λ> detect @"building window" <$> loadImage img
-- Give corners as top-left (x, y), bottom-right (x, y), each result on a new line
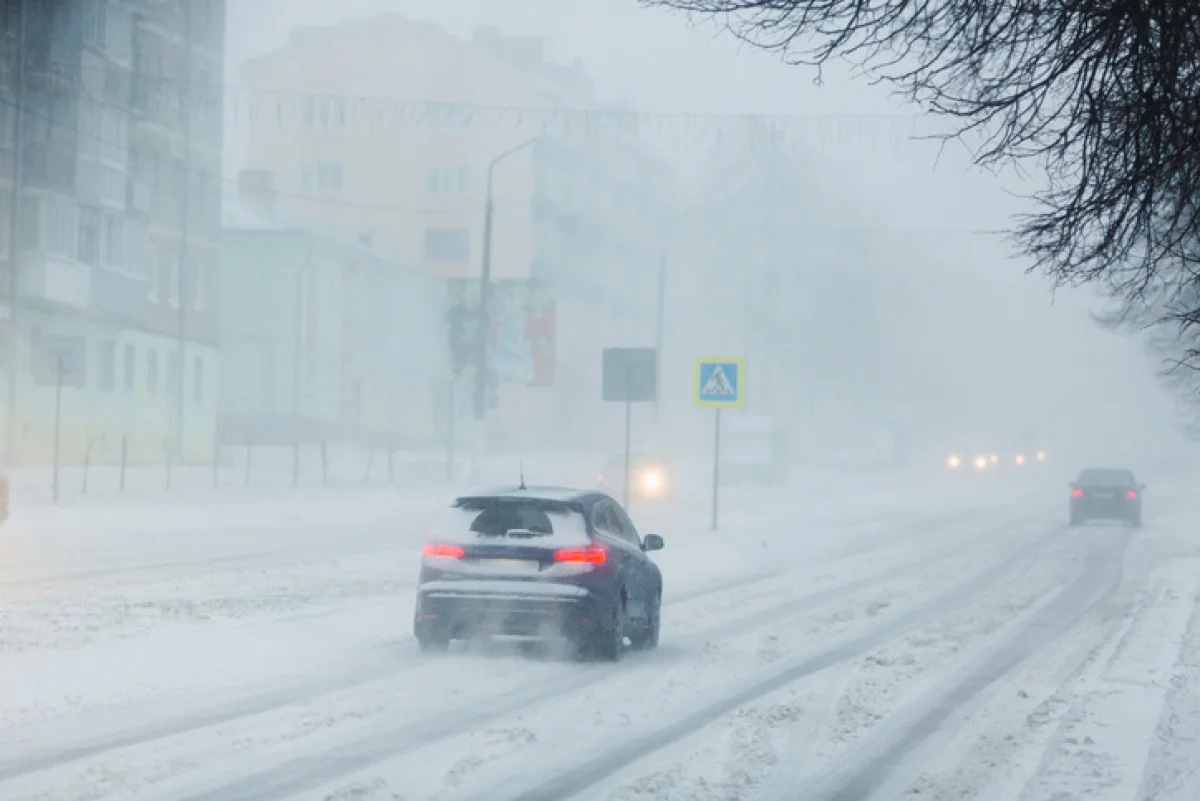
top-left (318, 162), bottom-right (342, 190)
top-left (123, 343), bottom-right (135, 391)
top-left (98, 339), bottom-right (115, 392)
top-left (104, 2), bottom-right (132, 61)
top-left (167, 351), bottom-right (179, 395)
top-left (100, 107), bottom-right (128, 167)
top-left (146, 348), bottom-right (158, 394)
top-left (168, 254), bottom-right (180, 306)
top-left (423, 228), bottom-right (469, 262)
top-left (192, 257), bottom-right (206, 311)
top-left (78, 99), bottom-right (101, 160)
top-left (45, 199), bottom-right (78, 257)
top-left (303, 162), bottom-right (342, 191)
top-left (78, 205), bottom-right (100, 265)
top-left (16, 196), bottom-right (38, 249)
top-left (193, 356), bottom-right (204, 401)
top-left (150, 246), bottom-right (165, 301)
top-left (426, 165), bottom-right (470, 196)
top-left (104, 214), bottom-right (123, 268)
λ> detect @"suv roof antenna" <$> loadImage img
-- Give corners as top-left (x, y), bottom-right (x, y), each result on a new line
top-left (518, 460), bottom-right (526, 490)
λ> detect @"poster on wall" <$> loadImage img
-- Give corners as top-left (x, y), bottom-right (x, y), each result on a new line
top-left (446, 278), bottom-right (556, 386)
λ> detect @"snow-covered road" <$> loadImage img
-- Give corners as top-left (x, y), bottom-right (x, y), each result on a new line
top-left (0, 473), bottom-right (1196, 801)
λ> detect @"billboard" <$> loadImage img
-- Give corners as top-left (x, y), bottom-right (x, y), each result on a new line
top-left (446, 278), bottom-right (555, 386)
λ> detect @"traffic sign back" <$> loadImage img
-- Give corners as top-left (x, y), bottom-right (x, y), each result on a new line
top-left (694, 357), bottom-right (745, 408)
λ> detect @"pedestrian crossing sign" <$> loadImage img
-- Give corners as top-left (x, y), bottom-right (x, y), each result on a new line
top-left (694, 357), bottom-right (745, 409)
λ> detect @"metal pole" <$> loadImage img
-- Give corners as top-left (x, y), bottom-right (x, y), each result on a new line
top-left (712, 408), bottom-right (722, 530)
top-left (293, 252), bottom-right (310, 483)
top-left (473, 137), bottom-right (541, 423)
top-left (623, 396), bottom-right (632, 510)
top-left (472, 193), bottom-right (494, 421)
top-left (446, 378), bottom-right (456, 481)
top-left (119, 434), bottom-right (127, 492)
top-left (5, 0), bottom-right (27, 463)
top-left (175, 0), bottom-right (194, 461)
top-left (653, 249), bottom-right (666, 424)
top-left (52, 355), bottom-right (63, 504)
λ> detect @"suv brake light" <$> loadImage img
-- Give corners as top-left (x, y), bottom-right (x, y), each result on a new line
top-left (1072, 488), bottom-right (1083, 498)
top-left (423, 543), bottom-right (464, 559)
top-left (554, 546), bottom-right (607, 564)
top-left (1126, 490), bottom-right (1138, 499)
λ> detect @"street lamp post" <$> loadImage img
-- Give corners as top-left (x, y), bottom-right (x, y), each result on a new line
top-left (470, 137), bottom-right (541, 480)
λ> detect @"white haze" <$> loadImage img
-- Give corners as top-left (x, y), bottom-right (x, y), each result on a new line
top-left (225, 0), bottom-right (1189, 478)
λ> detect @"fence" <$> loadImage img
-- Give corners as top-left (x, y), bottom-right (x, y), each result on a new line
top-left (11, 441), bottom-right (467, 505)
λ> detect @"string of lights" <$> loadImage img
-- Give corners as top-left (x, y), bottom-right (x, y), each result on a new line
top-left (21, 58), bottom-right (934, 152)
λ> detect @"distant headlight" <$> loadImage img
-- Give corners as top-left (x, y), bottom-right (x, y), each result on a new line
top-left (638, 469), bottom-right (666, 495)
top-left (974, 455), bottom-right (988, 470)
top-left (1036, 452), bottom-right (1046, 462)
top-left (947, 455), bottom-right (961, 469)
top-left (1015, 454), bottom-right (1026, 465)
top-left (989, 454), bottom-right (999, 464)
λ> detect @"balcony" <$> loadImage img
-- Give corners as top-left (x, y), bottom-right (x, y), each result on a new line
top-left (23, 142), bottom-right (76, 192)
top-left (90, 263), bottom-right (147, 319)
top-left (17, 255), bottom-right (90, 310)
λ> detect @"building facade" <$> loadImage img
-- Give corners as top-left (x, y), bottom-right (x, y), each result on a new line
top-left (221, 172), bottom-right (449, 450)
top-left (234, 15), bottom-right (676, 452)
top-left (0, 0), bottom-right (224, 465)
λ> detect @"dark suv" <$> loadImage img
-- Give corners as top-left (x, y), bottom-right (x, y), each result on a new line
top-left (413, 486), bottom-right (665, 661)
top-left (1069, 467), bottom-right (1144, 527)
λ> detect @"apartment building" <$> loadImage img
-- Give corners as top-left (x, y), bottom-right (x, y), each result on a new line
top-left (237, 15), bottom-right (677, 450)
top-left (0, 0), bottom-right (224, 465)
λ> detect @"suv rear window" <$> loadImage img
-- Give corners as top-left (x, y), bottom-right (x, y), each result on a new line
top-left (1078, 468), bottom-right (1135, 486)
top-left (433, 498), bottom-right (591, 546)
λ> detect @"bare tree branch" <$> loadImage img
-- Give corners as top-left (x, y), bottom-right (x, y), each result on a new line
top-left (642, 0), bottom-right (1200, 379)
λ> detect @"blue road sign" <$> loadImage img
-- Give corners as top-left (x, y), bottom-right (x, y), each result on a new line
top-left (694, 356), bottom-right (745, 409)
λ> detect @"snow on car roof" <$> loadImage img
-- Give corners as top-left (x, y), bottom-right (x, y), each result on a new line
top-left (454, 486), bottom-right (597, 505)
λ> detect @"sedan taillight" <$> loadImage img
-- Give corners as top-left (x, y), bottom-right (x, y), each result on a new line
top-left (422, 543), bottom-right (464, 559)
top-left (554, 546), bottom-right (607, 564)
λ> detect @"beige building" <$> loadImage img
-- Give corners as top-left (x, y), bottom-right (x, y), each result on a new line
top-left (236, 17), bottom-right (592, 282)
top-left (236, 16), bottom-right (674, 451)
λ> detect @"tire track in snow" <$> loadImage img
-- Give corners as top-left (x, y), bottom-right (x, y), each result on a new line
top-left (165, 515), bottom-right (1063, 801)
top-left (454, 521), bottom-right (1077, 801)
top-left (0, 503), bottom-right (1030, 788)
top-left (802, 528), bottom-right (1130, 801)
top-left (0, 564), bottom-right (783, 784)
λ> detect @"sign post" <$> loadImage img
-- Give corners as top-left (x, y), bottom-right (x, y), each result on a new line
top-left (52, 354), bottom-right (63, 504)
top-left (36, 336), bottom-right (85, 505)
top-left (694, 356), bottom-right (745, 530)
top-left (602, 347), bottom-right (657, 510)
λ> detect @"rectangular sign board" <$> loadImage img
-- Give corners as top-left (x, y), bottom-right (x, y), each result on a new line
top-left (602, 347), bottom-right (657, 403)
top-left (694, 356), bottom-right (745, 409)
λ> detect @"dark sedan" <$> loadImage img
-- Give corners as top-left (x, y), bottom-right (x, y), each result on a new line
top-left (413, 486), bottom-right (665, 661)
top-left (1069, 467), bottom-right (1144, 527)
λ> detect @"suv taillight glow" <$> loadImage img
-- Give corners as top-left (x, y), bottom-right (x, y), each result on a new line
top-left (1127, 490), bottom-right (1138, 499)
top-left (423, 543), bottom-right (464, 559)
top-left (554, 546), bottom-right (607, 564)
top-left (1072, 488), bottom-right (1083, 498)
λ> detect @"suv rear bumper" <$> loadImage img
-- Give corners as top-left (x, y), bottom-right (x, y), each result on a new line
top-left (415, 583), bottom-right (608, 640)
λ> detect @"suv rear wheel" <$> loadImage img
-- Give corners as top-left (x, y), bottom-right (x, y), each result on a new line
top-left (629, 592), bottom-right (661, 652)
top-left (585, 597), bottom-right (625, 662)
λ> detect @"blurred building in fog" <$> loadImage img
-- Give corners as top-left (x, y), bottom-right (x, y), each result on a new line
top-left (0, 0), bottom-right (224, 466)
top-left (220, 170), bottom-right (448, 451)
top-left (233, 14), bottom-right (675, 452)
